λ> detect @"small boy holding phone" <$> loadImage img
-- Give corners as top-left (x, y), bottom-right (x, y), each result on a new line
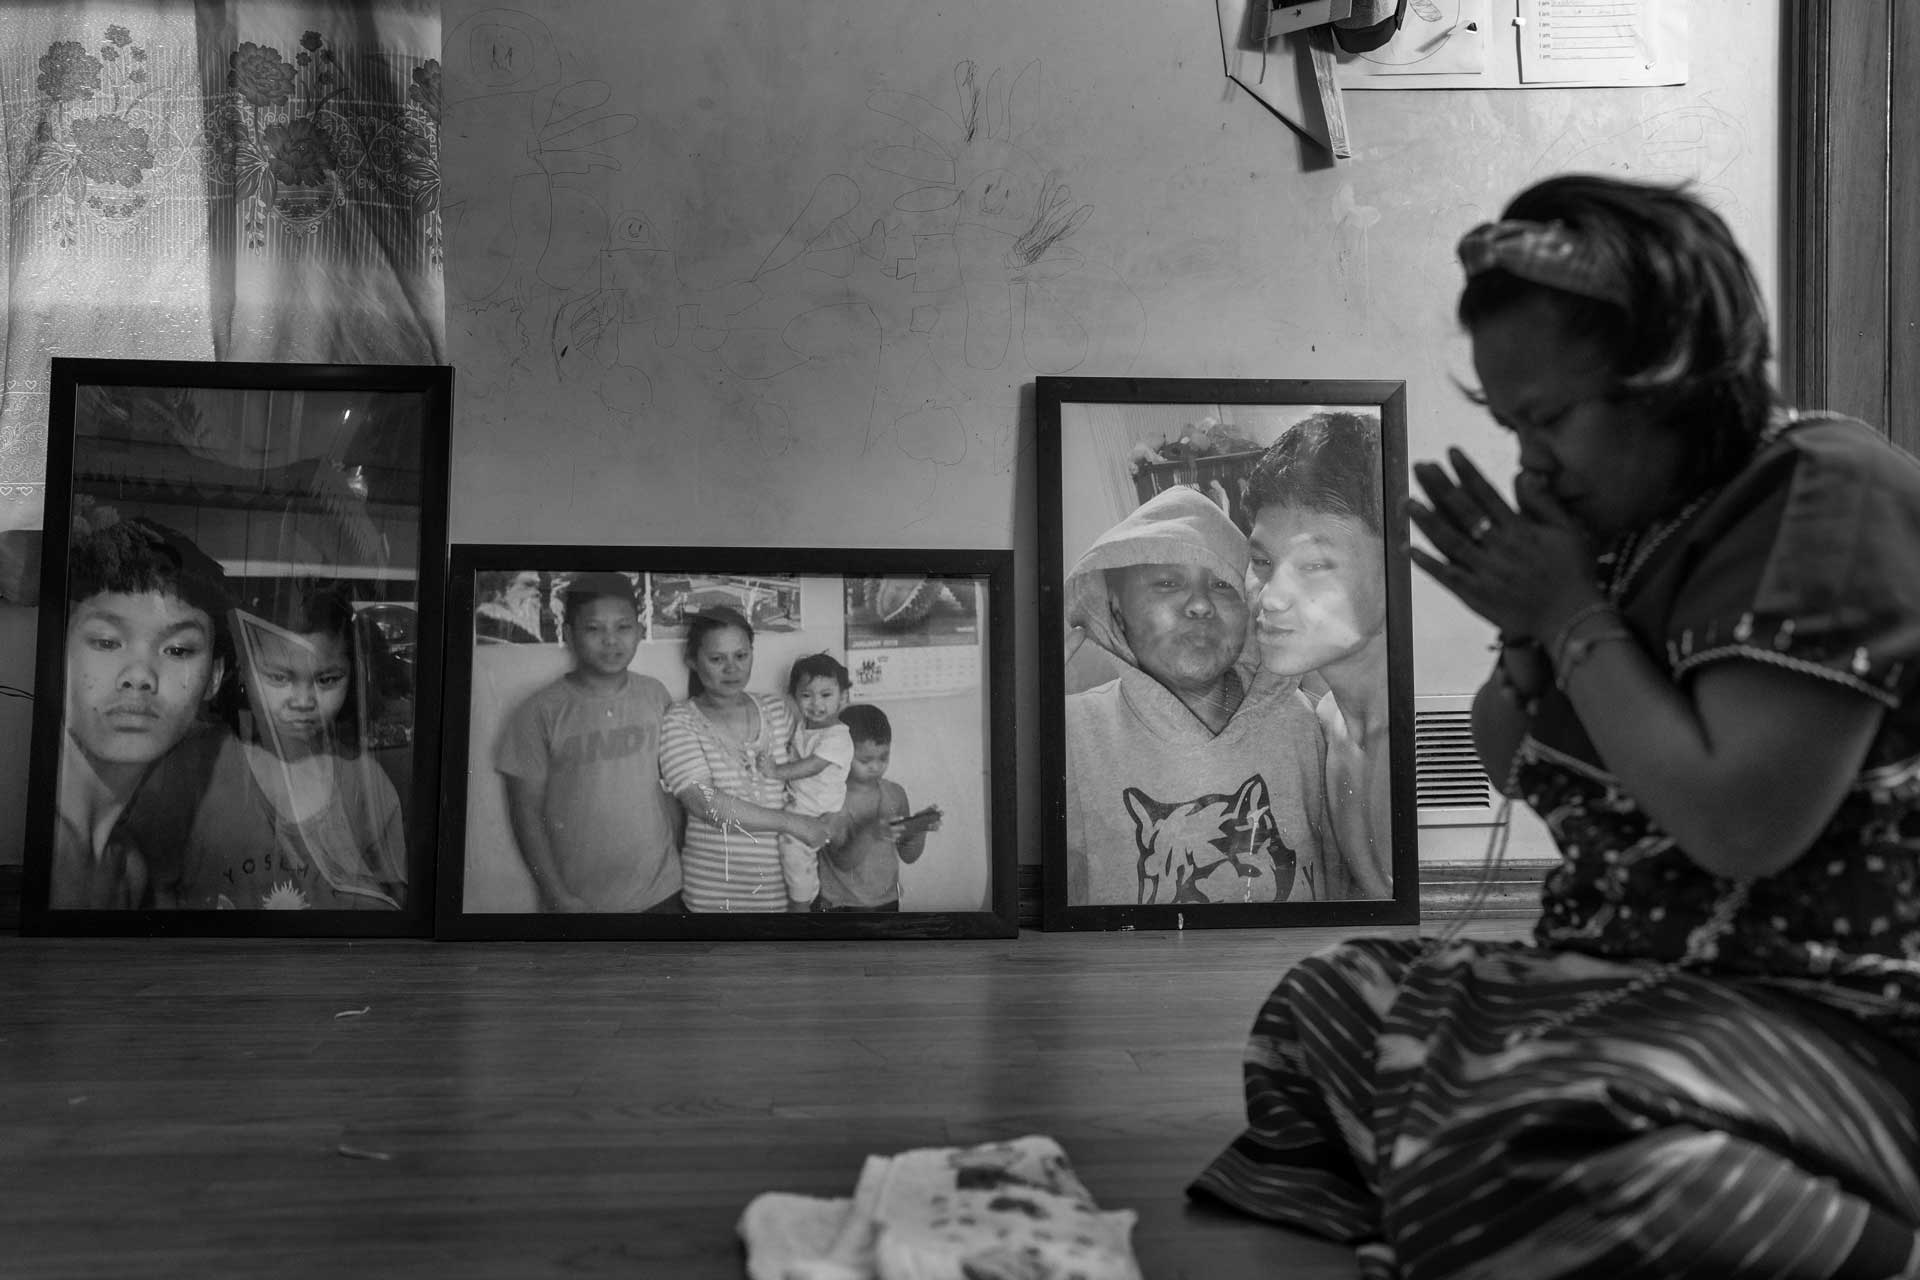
top-left (815, 702), bottom-right (940, 912)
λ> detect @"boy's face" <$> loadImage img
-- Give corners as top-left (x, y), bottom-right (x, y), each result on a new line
top-left (848, 739), bottom-right (891, 785)
top-left (565, 595), bottom-right (640, 677)
top-left (1245, 504), bottom-right (1388, 677)
top-left (65, 590), bottom-right (222, 771)
top-left (244, 627), bottom-right (350, 752)
top-left (795, 674), bottom-right (847, 728)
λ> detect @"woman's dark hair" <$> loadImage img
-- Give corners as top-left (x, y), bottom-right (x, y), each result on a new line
top-left (683, 606), bottom-right (754, 699)
top-left (1457, 173), bottom-right (1775, 493)
top-left (788, 651), bottom-right (851, 698)
top-left (1241, 412), bottom-right (1382, 535)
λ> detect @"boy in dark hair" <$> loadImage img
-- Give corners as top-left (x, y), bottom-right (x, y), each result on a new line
top-left (495, 571), bottom-right (683, 912)
top-left (165, 581), bottom-right (409, 910)
top-left (54, 517), bottom-right (232, 908)
top-left (814, 701), bottom-right (940, 912)
top-left (1242, 412), bottom-right (1392, 898)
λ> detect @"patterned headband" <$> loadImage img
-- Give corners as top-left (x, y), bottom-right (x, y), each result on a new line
top-left (1457, 219), bottom-right (1631, 310)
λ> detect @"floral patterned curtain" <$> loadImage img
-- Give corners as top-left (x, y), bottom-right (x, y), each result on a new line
top-left (0, 0), bottom-right (442, 579)
top-left (197, 1), bottom-right (442, 365)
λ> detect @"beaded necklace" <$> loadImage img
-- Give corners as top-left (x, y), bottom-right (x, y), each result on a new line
top-left (1602, 408), bottom-right (1821, 606)
top-left (1602, 490), bottom-right (1715, 604)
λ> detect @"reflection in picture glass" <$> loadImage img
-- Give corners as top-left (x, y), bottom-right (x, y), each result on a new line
top-left (438, 549), bottom-right (1016, 940)
top-left (1039, 376), bottom-right (1416, 931)
top-left (34, 366), bottom-right (442, 926)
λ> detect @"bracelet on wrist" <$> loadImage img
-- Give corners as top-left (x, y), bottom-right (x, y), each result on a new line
top-left (1554, 625), bottom-right (1636, 690)
top-left (1548, 601), bottom-right (1621, 671)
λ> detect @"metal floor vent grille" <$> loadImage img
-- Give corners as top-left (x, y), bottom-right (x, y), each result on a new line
top-left (1414, 695), bottom-right (1503, 826)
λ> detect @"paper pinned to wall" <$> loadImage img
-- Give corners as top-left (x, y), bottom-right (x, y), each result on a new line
top-left (1337, 0), bottom-right (1491, 79)
top-left (1518, 0), bottom-right (1685, 84)
top-left (1337, 0), bottom-right (1684, 88)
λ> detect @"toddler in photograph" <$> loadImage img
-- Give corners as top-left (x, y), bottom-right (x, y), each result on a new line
top-left (760, 652), bottom-right (857, 910)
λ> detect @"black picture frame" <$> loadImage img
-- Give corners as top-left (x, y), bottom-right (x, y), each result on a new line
top-left (1037, 376), bottom-right (1419, 930)
top-left (436, 544), bottom-right (1018, 940)
top-left (21, 358), bottom-right (452, 937)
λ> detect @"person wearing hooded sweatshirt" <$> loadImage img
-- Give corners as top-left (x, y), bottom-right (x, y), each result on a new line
top-left (1062, 484), bottom-right (1336, 906)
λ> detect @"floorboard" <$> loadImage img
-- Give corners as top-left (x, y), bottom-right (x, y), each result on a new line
top-left (0, 918), bottom-right (1532, 1279)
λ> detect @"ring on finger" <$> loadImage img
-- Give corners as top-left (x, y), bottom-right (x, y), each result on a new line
top-left (1469, 515), bottom-right (1495, 542)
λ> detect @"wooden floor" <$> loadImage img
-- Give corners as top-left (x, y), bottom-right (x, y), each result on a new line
top-left (2, 919), bottom-right (1530, 1279)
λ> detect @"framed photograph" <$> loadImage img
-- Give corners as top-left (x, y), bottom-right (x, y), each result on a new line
top-left (21, 358), bottom-right (452, 936)
top-left (1036, 376), bottom-right (1418, 930)
top-left (436, 544), bottom-right (1017, 940)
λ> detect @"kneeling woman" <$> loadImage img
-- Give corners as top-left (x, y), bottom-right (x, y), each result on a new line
top-left (1193, 174), bottom-right (1920, 1278)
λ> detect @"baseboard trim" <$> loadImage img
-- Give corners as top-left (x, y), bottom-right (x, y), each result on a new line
top-left (0, 861), bottom-right (1553, 935)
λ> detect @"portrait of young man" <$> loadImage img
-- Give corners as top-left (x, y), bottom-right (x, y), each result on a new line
top-left (1056, 403), bottom-right (1398, 910)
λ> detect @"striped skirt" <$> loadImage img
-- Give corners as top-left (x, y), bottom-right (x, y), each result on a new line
top-left (1189, 937), bottom-right (1920, 1280)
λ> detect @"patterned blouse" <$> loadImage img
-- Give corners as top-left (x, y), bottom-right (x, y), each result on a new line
top-left (659, 693), bottom-right (795, 913)
top-left (1514, 412), bottom-right (1920, 1053)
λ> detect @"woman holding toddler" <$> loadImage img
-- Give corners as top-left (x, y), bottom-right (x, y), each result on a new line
top-left (659, 607), bottom-right (837, 912)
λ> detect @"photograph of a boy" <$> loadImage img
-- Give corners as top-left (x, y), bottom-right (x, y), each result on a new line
top-left (757, 652), bottom-right (857, 909)
top-left (1242, 412), bottom-right (1394, 899)
top-left (161, 584), bottom-right (409, 910)
top-left (51, 517), bottom-right (231, 909)
top-left (815, 702), bottom-right (941, 912)
top-left (495, 571), bottom-right (684, 913)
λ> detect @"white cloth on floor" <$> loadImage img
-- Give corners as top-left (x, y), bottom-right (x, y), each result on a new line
top-left (738, 1135), bottom-right (1142, 1280)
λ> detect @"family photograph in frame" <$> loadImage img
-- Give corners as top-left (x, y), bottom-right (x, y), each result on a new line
top-left (1037, 376), bottom-right (1419, 931)
top-left (21, 358), bottom-right (452, 937)
top-left (436, 545), bottom-right (1017, 940)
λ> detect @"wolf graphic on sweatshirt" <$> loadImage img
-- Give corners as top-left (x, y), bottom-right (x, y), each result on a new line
top-left (1062, 485), bottom-right (1336, 907)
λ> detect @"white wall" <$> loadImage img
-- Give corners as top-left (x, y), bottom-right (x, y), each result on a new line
top-left (0, 0), bottom-right (1783, 870)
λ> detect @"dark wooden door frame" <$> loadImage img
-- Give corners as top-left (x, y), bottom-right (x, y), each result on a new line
top-left (1784, 1), bottom-right (1918, 450)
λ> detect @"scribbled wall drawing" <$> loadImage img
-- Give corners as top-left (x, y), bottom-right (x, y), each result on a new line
top-left (869, 61), bottom-right (1097, 374)
top-left (442, 15), bottom-right (1144, 503)
top-left (441, 10), bottom-right (637, 302)
top-left (861, 60), bottom-right (1145, 462)
top-left (1533, 101), bottom-right (1747, 209)
top-left (440, 7), bottom-right (649, 428)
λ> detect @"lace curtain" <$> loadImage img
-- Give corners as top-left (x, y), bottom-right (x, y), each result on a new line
top-left (0, 0), bottom-right (443, 586)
